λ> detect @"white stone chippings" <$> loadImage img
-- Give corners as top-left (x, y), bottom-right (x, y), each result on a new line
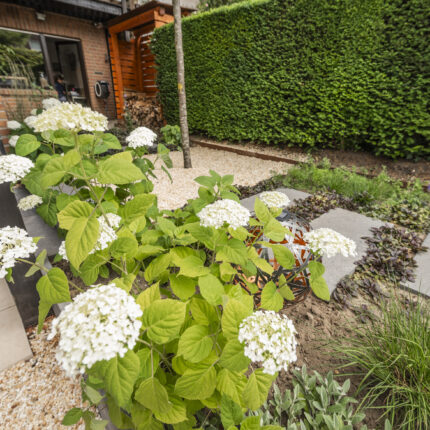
top-left (17, 194), bottom-right (43, 211)
top-left (32, 102), bottom-right (108, 132)
top-left (125, 126), bottom-right (157, 148)
top-left (58, 213), bottom-right (121, 261)
top-left (0, 154), bottom-right (34, 184)
top-left (239, 310), bottom-right (297, 375)
top-left (42, 97), bottom-right (61, 110)
top-left (0, 226), bottom-right (38, 278)
top-left (259, 191), bottom-right (290, 208)
top-left (303, 227), bottom-right (357, 258)
top-left (8, 135), bottom-right (19, 148)
top-left (48, 283), bottom-right (143, 377)
top-left (197, 199), bottom-right (250, 230)
top-left (7, 120), bottom-right (21, 130)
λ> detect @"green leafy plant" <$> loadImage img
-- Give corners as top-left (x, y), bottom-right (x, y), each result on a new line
top-left (152, 0), bottom-right (430, 160)
top-left (161, 124), bottom-right (182, 149)
top-left (252, 366), bottom-right (371, 430)
top-left (340, 295), bottom-right (430, 429)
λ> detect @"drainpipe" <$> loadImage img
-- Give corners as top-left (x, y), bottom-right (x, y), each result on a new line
top-left (121, 0), bottom-right (127, 13)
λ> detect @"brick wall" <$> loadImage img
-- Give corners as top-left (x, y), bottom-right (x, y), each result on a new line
top-left (0, 3), bottom-right (116, 120)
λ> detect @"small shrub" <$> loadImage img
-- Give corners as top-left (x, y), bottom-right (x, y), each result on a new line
top-left (160, 124), bottom-right (182, 149)
top-left (253, 366), bottom-right (369, 429)
top-left (340, 295), bottom-right (430, 429)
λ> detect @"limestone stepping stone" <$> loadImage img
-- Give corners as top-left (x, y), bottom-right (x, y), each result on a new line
top-left (241, 187), bottom-right (310, 211)
top-left (310, 208), bottom-right (387, 294)
top-left (0, 279), bottom-right (32, 371)
top-left (406, 234), bottom-right (430, 297)
top-left (14, 187), bottom-right (61, 256)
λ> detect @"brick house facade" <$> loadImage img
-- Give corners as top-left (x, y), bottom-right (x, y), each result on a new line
top-left (0, 1), bottom-right (119, 148)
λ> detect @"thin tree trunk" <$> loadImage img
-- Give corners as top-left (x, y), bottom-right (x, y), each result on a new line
top-left (172, 0), bottom-right (192, 168)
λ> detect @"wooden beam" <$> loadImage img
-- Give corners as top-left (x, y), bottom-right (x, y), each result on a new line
top-left (109, 32), bottom-right (124, 118)
top-left (109, 9), bottom-right (156, 34)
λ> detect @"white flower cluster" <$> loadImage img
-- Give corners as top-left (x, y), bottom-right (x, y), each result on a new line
top-left (0, 154), bottom-right (34, 184)
top-left (48, 283), bottom-right (143, 376)
top-left (17, 195), bottom-right (43, 211)
top-left (42, 97), bottom-right (61, 110)
top-left (7, 120), bottom-right (21, 130)
top-left (303, 228), bottom-right (357, 258)
top-left (239, 310), bottom-right (297, 375)
top-left (24, 115), bottom-right (37, 129)
top-left (8, 135), bottom-right (19, 148)
top-left (125, 127), bottom-right (157, 149)
top-left (31, 102), bottom-right (108, 133)
top-left (0, 226), bottom-right (38, 278)
top-left (58, 213), bottom-right (121, 261)
top-left (31, 108), bottom-right (38, 115)
top-left (259, 191), bottom-right (290, 209)
top-left (197, 199), bottom-right (250, 230)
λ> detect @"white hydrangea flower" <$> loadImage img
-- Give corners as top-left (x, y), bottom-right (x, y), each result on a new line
top-left (24, 115), bottom-right (37, 128)
top-left (125, 127), bottom-right (157, 149)
top-left (30, 108), bottom-right (37, 115)
top-left (42, 97), bottom-right (61, 110)
top-left (8, 135), bottom-right (19, 148)
top-left (303, 228), bottom-right (357, 258)
top-left (58, 213), bottom-right (121, 261)
top-left (197, 199), bottom-right (250, 230)
top-left (7, 120), bottom-right (21, 130)
top-left (48, 283), bottom-right (143, 376)
top-left (0, 226), bottom-right (38, 278)
top-left (17, 194), bottom-right (43, 211)
top-left (259, 191), bottom-right (290, 209)
top-left (239, 310), bottom-right (297, 375)
top-left (0, 154), bottom-right (34, 184)
top-left (32, 102), bottom-right (108, 133)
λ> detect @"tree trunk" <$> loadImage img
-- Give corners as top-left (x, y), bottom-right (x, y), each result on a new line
top-left (172, 0), bottom-right (192, 168)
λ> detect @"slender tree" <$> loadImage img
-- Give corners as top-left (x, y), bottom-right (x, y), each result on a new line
top-left (172, 0), bottom-right (192, 168)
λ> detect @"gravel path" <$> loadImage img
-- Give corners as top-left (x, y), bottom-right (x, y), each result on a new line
top-left (0, 320), bottom-right (94, 430)
top-left (148, 146), bottom-right (291, 210)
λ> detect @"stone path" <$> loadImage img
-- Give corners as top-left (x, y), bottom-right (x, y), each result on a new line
top-left (406, 234), bottom-right (430, 297)
top-left (310, 208), bottom-right (387, 294)
top-left (0, 279), bottom-right (32, 371)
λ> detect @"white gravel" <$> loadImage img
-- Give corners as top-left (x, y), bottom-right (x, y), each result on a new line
top-left (0, 320), bottom-right (95, 430)
top-left (148, 146), bottom-right (291, 210)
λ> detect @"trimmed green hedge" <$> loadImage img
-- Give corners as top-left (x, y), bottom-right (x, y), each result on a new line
top-left (151, 0), bottom-right (430, 159)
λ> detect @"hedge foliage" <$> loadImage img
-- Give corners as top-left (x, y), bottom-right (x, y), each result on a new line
top-left (151, 0), bottom-right (430, 159)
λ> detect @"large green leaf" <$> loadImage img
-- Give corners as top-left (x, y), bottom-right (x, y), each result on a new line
top-left (41, 156), bottom-right (66, 188)
top-left (222, 299), bottom-right (253, 340)
top-left (97, 158), bottom-right (144, 185)
top-left (177, 255), bottom-right (210, 278)
top-left (154, 396), bottom-right (187, 424)
top-left (242, 369), bottom-right (275, 410)
top-left (102, 133), bottom-right (122, 149)
top-left (178, 325), bottom-right (213, 363)
top-left (270, 245), bottom-right (295, 269)
top-left (62, 149), bottom-right (81, 170)
top-left (309, 276), bottom-right (330, 301)
top-left (219, 339), bottom-right (250, 372)
top-left (221, 395), bottom-right (243, 429)
top-left (131, 403), bottom-right (164, 430)
top-left (144, 253), bottom-right (171, 283)
top-left (260, 281), bottom-right (284, 311)
top-left (308, 260), bottom-right (325, 278)
top-left (135, 377), bottom-right (171, 414)
top-left (189, 298), bottom-right (218, 326)
top-left (36, 267), bottom-right (70, 304)
top-left (123, 194), bottom-right (156, 221)
top-left (65, 216), bottom-right (99, 268)
top-left (169, 275), bottom-right (196, 301)
top-left (142, 299), bottom-right (186, 344)
top-left (175, 365), bottom-right (217, 400)
top-left (36, 199), bottom-right (58, 227)
top-left (198, 274), bottom-right (225, 306)
top-left (216, 368), bottom-right (247, 405)
top-left (216, 239), bottom-right (248, 267)
top-left (15, 134), bottom-right (40, 156)
top-left (136, 283), bottom-right (160, 311)
top-left (254, 198), bottom-right (271, 224)
top-left (58, 200), bottom-right (94, 229)
top-left (98, 350), bottom-right (140, 408)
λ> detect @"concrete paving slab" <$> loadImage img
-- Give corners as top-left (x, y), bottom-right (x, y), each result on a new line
top-left (0, 302), bottom-right (32, 371)
top-left (241, 188), bottom-right (311, 212)
top-left (311, 208), bottom-right (387, 294)
top-left (0, 278), bottom-right (15, 312)
top-left (406, 234), bottom-right (430, 297)
top-left (14, 188), bottom-right (61, 256)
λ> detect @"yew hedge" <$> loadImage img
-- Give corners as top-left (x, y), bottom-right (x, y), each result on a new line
top-left (151, 0), bottom-right (430, 159)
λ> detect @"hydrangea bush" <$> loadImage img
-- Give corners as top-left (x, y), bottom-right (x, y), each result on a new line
top-left (1, 105), bottom-right (357, 429)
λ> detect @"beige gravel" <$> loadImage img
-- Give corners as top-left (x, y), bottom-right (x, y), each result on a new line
top-left (0, 320), bottom-right (94, 430)
top-left (148, 146), bottom-right (291, 210)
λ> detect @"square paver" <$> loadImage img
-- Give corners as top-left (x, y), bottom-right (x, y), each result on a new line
top-left (0, 278), bottom-right (15, 312)
top-left (406, 234), bottom-right (430, 297)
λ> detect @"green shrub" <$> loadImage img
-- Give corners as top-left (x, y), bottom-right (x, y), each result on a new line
top-left (340, 295), bottom-right (430, 429)
top-left (252, 367), bottom-right (374, 429)
top-left (160, 124), bottom-right (182, 149)
top-left (152, 0), bottom-right (430, 159)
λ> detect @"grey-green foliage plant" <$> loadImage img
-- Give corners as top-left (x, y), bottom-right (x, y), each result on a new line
top-left (161, 124), bottom-right (182, 149)
top-left (253, 366), bottom-right (369, 430)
